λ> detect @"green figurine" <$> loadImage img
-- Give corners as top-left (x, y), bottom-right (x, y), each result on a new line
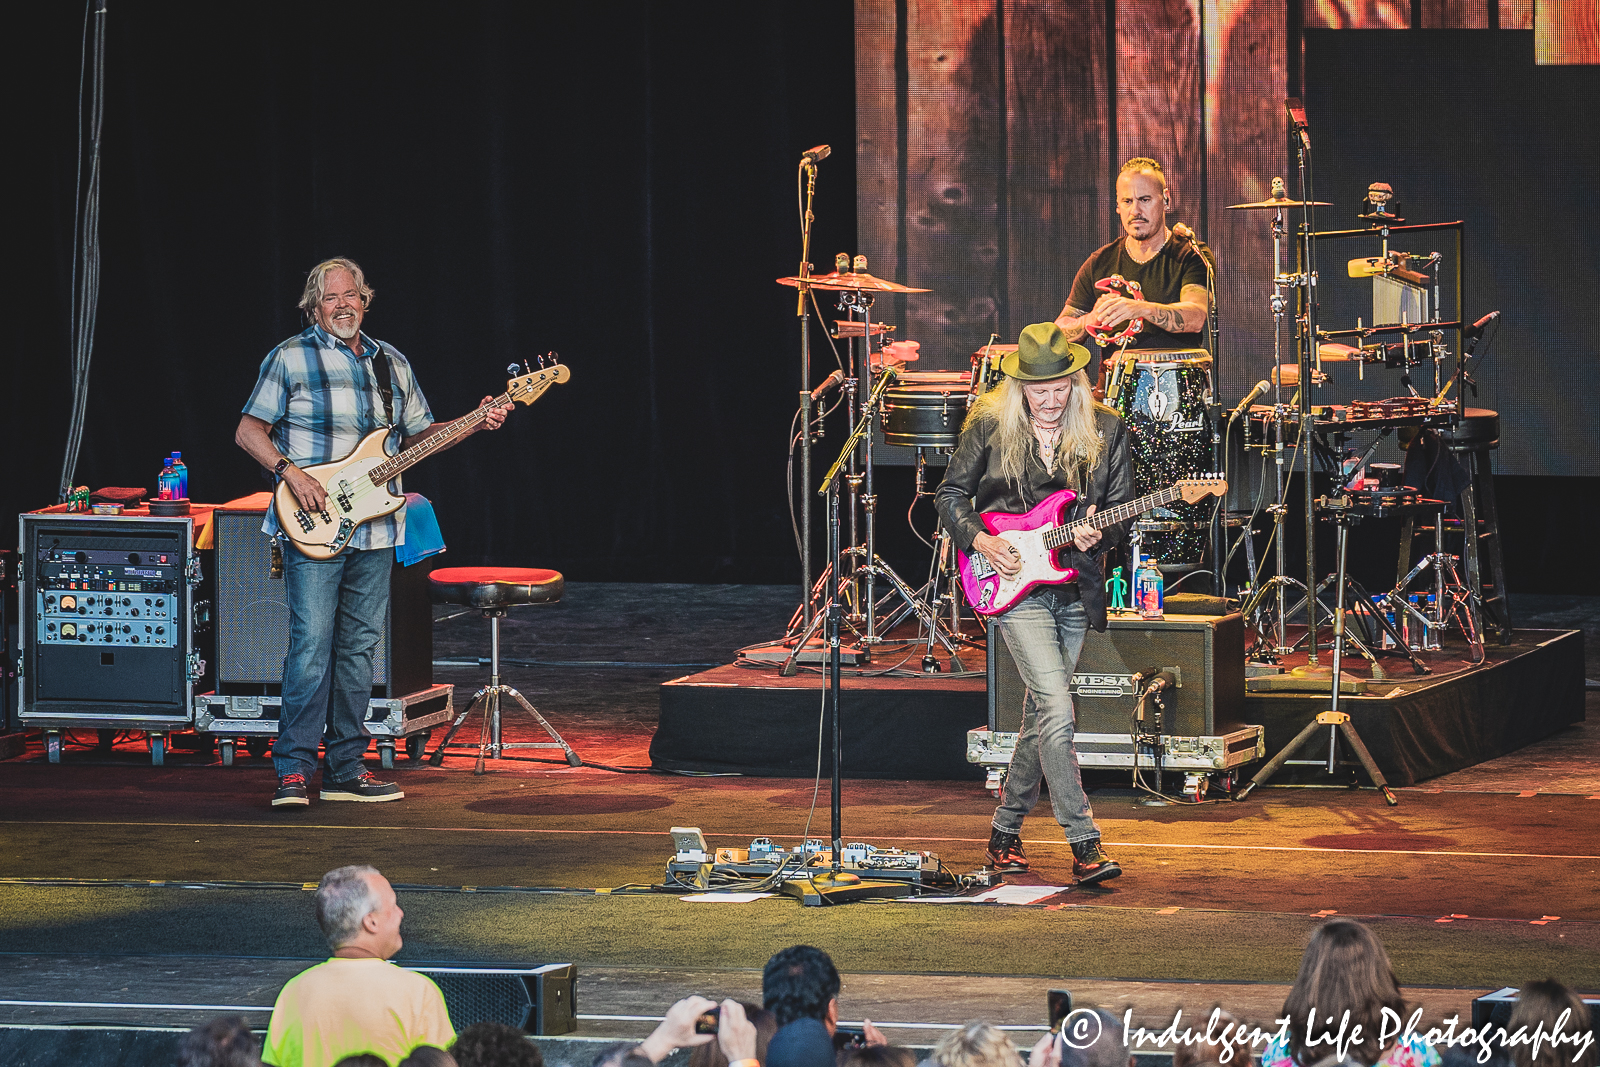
top-left (1106, 565), bottom-right (1128, 611)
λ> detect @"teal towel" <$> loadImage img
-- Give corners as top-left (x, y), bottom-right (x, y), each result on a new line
top-left (397, 493), bottom-right (446, 566)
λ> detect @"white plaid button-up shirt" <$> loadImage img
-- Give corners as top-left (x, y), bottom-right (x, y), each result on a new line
top-left (243, 324), bottom-right (434, 550)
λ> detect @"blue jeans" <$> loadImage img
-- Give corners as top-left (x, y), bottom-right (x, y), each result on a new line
top-left (992, 589), bottom-right (1100, 844)
top-left (273, 545), bottom-right (393, 781)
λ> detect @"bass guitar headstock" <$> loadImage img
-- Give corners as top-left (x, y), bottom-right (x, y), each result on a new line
top-left (1175, 473), bottom-right (1228, 503)
top-left (506, 354), bottom-right (571, 406)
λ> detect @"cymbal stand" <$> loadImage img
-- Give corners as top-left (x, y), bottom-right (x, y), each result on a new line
top-left (1236, 494), bottom-right (1399, 806)
top-left (1241, 199), bottom-right (1300, 657)
top-left (1292, 127), bottom-right (1323, 667)
top-left (873, 447), bottom-right (972, 671)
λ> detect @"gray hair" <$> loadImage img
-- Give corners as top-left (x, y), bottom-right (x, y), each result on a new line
top-left (1060, 1010), bottom-right (1129, 1067)
top-left (298, 257), bottom-right (374, 319)
top-left (931, 1023), bottom-right (1022, 1067)
top-left (316, 864), bottom-right (381, 950)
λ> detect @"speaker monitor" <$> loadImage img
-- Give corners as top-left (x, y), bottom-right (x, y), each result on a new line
top-left (989, 613), bottom-right (1245, 735)
top-left (213, 505), bottom-right (431, 696)
top-left (406, 964), bottom-right (577, 1035)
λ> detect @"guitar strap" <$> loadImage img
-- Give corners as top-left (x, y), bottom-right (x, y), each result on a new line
top-left (370, 345), bottom-right (396, 427)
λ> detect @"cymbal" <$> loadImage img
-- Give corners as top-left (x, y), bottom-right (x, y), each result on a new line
top-left (974, 343), bottom-right (1018, 357)
top-left (1226, 197), bottom-right (1333, 210)
top-left (776, 271), bottom-right (931, 293)
top-left (833, 320), bottom-right (895, 338)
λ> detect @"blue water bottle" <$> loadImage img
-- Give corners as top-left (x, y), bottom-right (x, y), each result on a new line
top-left (1134, 555), bottom-right (1165, 619)
top-left (157, 456), bottom-right (180, 501)
top-left (169, 452), bottom-right (188, 499)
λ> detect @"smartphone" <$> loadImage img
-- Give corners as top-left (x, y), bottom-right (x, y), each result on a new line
top-left (1048, 989), bottom-right (1074, 1033)
top-left (833, 1028), bottom-right (867, 1051)
top-left (694, 1008), bottom-right (720, 1035)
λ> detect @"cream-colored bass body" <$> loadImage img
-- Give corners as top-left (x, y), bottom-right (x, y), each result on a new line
top-left (274, 364), bottom-right (568, 560)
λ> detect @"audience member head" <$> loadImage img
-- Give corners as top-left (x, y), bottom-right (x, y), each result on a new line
top-left (593, 1044), bottom-right (656, 1067)
top-left (1507, 980), bottom-right (1595, 1067)
top-left (400, 1046), bottom-right (459, 1067)
top-left (767, 1018), bottom-right (836, 1067)
top-left (1172, 1010), bottom-right (1239, 1067)
top-left (177, 1015), bottom-right (261, 1067)
top-left (931, 1023), bottom-right (1023, 1067)
top-left (332, 1056), bottom-right (389, 1067)
top-left (1281, 920), bottom-right (1406, 1067)
top-left (316, 864), bottom-right (405, 959)
top-left (1058, 1010), bottom-right (1132, 1067)
top-left (840, 1047), bottom-right (917, 1067)
top-left (452, 1021), bottom-right (544, 1067)
top-left (687, 1002), bottom-right (778, 1067)
top-left (764, 946), bottom-right (842, 1031)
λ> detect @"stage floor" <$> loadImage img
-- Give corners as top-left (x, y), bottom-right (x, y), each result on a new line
top-left (0, 585), bottom-right (1595, 1040)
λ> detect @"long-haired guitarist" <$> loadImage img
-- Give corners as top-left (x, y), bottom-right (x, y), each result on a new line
top-left (934, 322), bottom-right (1134, 884)
top-left (235, 258), bottom-right (513, 809)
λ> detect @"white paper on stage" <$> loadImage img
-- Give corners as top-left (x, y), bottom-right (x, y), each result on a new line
top-left (678, 892), bottom-right (777, 903)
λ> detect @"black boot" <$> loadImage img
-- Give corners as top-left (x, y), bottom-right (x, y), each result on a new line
top-left (1071, 838), bottom-right (1122, 884)
top-left (986, 827), bottom-right (1029, 873)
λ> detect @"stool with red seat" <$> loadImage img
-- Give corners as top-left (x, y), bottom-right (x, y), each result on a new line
top-left (426, 566), bottom-right (581, 772)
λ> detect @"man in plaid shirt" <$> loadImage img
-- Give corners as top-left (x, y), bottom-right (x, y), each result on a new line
top-left (236, 258), bottom-right (512, 808)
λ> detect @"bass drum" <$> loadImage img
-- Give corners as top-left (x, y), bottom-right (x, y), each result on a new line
top-left (881, 371), bottom-right (973, 450)
top-left (1114, 351), bottom-right (1213, 564)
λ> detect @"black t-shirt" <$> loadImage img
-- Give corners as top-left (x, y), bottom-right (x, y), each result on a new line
top-left (1067, 236), bottom-right (1213, 352)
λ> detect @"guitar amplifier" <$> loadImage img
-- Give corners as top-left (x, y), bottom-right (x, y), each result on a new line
top-left (988, 612), bottom-right (1245, 736)
top-left (213, 503), bottom-right (431, 696)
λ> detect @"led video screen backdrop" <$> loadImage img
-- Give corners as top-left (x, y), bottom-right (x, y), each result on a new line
top-left (856, 3), bottom-right (1598, 475)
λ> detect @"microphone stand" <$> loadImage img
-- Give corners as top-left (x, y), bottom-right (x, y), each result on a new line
top-left (780, 369), bottom-right (916, 905)
top-left (796, 160), bottom-right (819, 630)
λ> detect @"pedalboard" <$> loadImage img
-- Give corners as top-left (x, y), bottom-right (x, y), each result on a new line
top-left (668, 835), bottom-right (944, 889)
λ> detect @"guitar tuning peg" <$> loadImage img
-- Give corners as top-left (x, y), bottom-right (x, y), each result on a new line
top-left (506, 363), bottom-right (521, 376)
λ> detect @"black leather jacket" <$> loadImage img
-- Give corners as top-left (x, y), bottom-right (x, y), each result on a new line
top-left (934, 406), bottom-right (1135, 631)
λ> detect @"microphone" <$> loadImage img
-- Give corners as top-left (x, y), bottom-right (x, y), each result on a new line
top-left (1463, 310), bottom-right (1500, 339)
top-left (1285, 98), bottom-right (1310, 149)
top-left (1229, 380), bottom-right (1271, 421)
top-left (1171, 222), bottom-right (1195, 242)
top-left (809, 369), bottom-right (845, 402)
top-left (800, 144), bottom-right (831, 166)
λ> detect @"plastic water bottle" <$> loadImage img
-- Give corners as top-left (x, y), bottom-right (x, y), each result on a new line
top-left (170, 452), bottom-right (188, 499)
top-left (157, 456), bottom-right (180, 500)
top-left (1134, 555), bottom-right (1165, 619)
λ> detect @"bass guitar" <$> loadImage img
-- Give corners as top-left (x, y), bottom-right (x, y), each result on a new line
top-left (955, 475), bottom-right (1226, 616)
top-left (275, 364), bottom-right (569, 560)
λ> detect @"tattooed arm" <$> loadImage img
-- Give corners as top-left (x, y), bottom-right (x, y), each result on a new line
top-left (1053, 301), bottom-right (1094, 342)
top-left (1090, 283), bottom-right (1209, 334)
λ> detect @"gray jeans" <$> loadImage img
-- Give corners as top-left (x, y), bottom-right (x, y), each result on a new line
top-left (991, 589), bottom-right (1100, 844)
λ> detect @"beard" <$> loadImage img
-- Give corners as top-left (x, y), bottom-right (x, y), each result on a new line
top-left (326, 313), bottom-right (360, 340)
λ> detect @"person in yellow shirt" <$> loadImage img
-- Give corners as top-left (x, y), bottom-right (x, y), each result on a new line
top-left (265, 865), bottom-right (454, 1067)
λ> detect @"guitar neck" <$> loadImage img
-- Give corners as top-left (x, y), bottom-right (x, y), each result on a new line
top-left (367, 392), bottom-right (513, 484)
top-left (1041, 486), bottom-right (1182, 551)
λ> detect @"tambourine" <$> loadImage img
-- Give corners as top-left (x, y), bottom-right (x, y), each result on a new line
top-left (1086, 274), bottom-right (1145, 347)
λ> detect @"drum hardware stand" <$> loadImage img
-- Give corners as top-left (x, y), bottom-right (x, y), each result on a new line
top-left (1236, 493), bottom-right (1400, 806)
top-left (782, 371), bottom-right (965, 676)
top-left (873, 447), bottom-right (972, 670)
top-left (1383, 535), bottom-right (1483, 665)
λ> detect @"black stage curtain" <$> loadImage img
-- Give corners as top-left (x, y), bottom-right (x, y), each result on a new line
top-left (7, 1), bottom-right (860, 584)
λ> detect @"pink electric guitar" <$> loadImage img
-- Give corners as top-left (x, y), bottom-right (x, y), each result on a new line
top-left (955, 476), bottom-right (1227, 616)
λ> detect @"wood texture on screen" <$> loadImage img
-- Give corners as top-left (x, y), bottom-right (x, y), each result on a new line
top-left (1203, 0), bottom-right (1286, 390)
top-left (1536, 0), bottom-right (1600, 63)
top-left (1003, 0), bottom-right (1110, 340)
top-left (855, 0), bottom-right (1285, 392)
top-left (1500, 0), bottom-right (1532, 28)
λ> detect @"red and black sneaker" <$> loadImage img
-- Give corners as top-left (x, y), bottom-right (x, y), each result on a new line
top-left (986, 828), bottom-right (1029, 873)
top-left (272, 773), bottom-right (310, 808)
top-left (1071, 838), bottom-right (1122, 885)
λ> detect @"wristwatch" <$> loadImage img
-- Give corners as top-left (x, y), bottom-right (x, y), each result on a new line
top-left (273, 458), bottom-right (290, 478)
